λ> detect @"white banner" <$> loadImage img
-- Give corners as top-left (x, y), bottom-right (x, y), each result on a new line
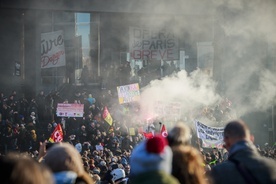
top-left (56, 103), bottom-right (84, 117)
top-left (129, 27), bottom-right (179, 60)
top-left (195, 120), bottom-right (224, 148)
top-left (41, 30), bottom-right (66, 69)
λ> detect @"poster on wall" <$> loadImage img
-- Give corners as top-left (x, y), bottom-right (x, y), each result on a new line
top-left (56, 103), bottom-right (84, 117)
top-left (117, 83), bottom-right (140, 104)
top-left (41, 30), bottom-right (66, 69)
top-left (129, 27), bottom-right (179, 61)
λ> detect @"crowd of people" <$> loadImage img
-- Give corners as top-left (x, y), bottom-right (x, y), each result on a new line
top-left (0, 88), bottom-right (276, 184)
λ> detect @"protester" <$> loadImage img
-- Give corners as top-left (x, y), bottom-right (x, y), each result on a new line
top-left (171, 145), bottom-right (209, 184)
top-left (129, 135), bottom-right (179, 184)
top-left (210, 120), bottom-right (276, 184)
top-left (167, 122), bottom-right (191, 147)
top-left (111, 168), bottom-right (128, 184)
top-left (0, 153), bottom-right (54, 184)
top-left (0, 86), bottom-right (275, 184)
top-left (44, 142), bottom-right (94, 184)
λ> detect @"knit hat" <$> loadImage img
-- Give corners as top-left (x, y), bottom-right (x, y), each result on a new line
top-left (130, 135), bottom-right (172, 175)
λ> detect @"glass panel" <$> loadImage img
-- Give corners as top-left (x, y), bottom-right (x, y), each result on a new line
top-left (76, 13), bottom-right (90, 23)
top-left (54, 12), bottom-right (75, 23)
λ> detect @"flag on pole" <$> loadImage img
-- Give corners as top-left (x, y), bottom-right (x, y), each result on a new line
top-left (143, 132), bottom-right (154, 139)
top-left (49, 124), bottom-right (63, 143)
top-left (160, 124), bottom-right (168, 137)
top-left (102, 106), bottom-right (113, 126)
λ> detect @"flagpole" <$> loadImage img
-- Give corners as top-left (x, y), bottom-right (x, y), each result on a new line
top-left (159, 122), bottom-right (162, 132)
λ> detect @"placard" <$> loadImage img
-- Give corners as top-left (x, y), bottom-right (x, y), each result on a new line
top-left (56, 103), bottom-right (84, 117)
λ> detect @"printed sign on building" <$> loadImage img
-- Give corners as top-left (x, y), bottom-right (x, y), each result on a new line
top-left (195, 121), bottom-right (224, 148)
top-left (41, 30), bottom-right (66, 69)
top-left (56, 103), bottom-right (84, 117)
top-left (129, 27), bottom-right (179, 60)
top-left (117, 83), bottom-right (140, 104)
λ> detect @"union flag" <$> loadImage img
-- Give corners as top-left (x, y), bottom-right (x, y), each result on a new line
top-left (49, 124), bottom-right (63, 143)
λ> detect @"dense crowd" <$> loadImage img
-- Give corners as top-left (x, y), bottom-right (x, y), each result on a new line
top-left (0, 89), bottom-right (275, 184)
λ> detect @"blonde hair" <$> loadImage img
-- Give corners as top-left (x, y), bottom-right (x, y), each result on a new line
top-left (171, 145), bottom-right (208, 184)
top-left (167, 122), bottom-right (191, 146)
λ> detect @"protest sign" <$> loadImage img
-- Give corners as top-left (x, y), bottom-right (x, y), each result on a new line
top-left (153, 101), bottom-right (181, 120)
top-left (56, 103), bottom-right (84, 117)
top-left (195, 120), bottom-right (224, 148)
top-left (117, 83), bottom-right (140, 104)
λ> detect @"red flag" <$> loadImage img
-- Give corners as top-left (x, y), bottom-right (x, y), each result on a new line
top-left (143, 132), bottom-right (154, 139)
top-left (160, 124), bottom-right (168, 137)
top-left (102, 106), bottom-right (113, 126)
top-left (49, 124), bottom-right (63, 143)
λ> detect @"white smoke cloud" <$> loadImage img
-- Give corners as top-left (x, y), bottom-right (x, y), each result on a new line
top-left (128, 0), bottom-right (276, 126)
top-left (214, 0), bottom-right (276, 117)
top-left (138, 69), bottom-right (222, 124)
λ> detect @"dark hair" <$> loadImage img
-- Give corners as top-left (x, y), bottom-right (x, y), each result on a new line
top-left (224, 120), bottom-right (250, 139)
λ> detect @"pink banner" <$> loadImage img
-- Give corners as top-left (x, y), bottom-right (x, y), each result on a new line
top-left (56, 103), bottom-right (84, 117)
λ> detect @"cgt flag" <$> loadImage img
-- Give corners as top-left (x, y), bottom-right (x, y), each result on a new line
top-left (160, 124), bottom-right (168, 137)
top-left (49, 124), bottom-right (63, 143)
top-left (102, 106), bottom-right (113, 126)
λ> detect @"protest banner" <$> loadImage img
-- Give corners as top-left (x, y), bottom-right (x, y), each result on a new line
top-left (41, 30), bottom-right (66, 69)
top-left (153, 101), bottom-right (181, 120)
top-left (129, 27), bottom-right (179, 60)
top-left (195, 120), bottom-right (224, 148)
top-left (129, 128), bottom-right (136, 136)
top-left (117, 83), bottom-right (140, 104)
top-left (56, 103), bottom-right (84, 117)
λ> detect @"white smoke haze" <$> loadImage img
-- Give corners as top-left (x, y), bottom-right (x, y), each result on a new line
top-left (251, 70), bottom-right (276, 111)
top-left (138, 69), bottom-right (222, 125)
top-left (213, 0), bottom-right (276, 117)
top-left (123, 0), bottom-right (276, 128)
